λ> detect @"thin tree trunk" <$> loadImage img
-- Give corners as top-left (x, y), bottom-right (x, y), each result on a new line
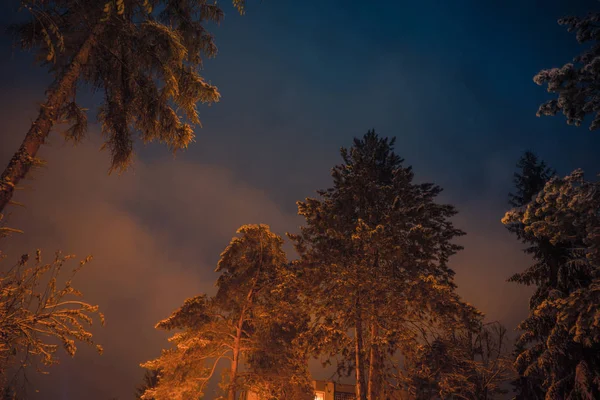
top-left (229, 311), bottom-right (244, 400)
top-left (367, 253), bottom-right (379, 400)
top-left (367, 320), bottom-right (378, 400)
top-left (355, 312), bottom-right (367, 400)
top-left (0, 23), bottom-right (104, 215)
top-left (228, 287), bottom-right (255, 400)
top-left (229, 235), bottom-right (263, 400)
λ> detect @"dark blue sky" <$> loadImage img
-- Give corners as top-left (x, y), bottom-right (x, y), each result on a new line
top-left (186, 0), bottom-right (600, 210)
top-left (1, 0), bottom-right (600, 398)
top-left (2, 0), bottom-right (600, 200)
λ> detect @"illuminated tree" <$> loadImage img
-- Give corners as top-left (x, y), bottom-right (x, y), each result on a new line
top-left (0, 0), bottom-right (246, 215)
top-left (503, 169), bottom-right (600, 398)
top-left (290, 131), bottom-right (480, 400)
top-left (534, 7), bottom-right (600, 130)
top-left (0, 250), bottom-right (104, 395)
top-left (141, 225), bottom-right (312, 400)
top-left (504, 152), bottom-right (555, 399)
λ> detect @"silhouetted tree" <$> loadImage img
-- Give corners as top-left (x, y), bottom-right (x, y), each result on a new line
top-left (508, 151), bottom-right (555, 209)
top-left (504, 152), bottom-right (556, 399)
top-left (290, 130), bottom-right (480, 400)
top-left (534, 7), bottom-right (600, 130)
top-left (408, 321), bottom-right (514, 400)
top-left (0, 0), bottom-right (246, 215)
top-left (141, 225), bottom-right (313, 400)
top-left (135, 369), bottom-right (159, 400)
top-left (468, 323), bottom-right (515, 400)
top-left (504, 152), bottom-right (557, 399)
top-left (503, 168), bottom-right (600, 398)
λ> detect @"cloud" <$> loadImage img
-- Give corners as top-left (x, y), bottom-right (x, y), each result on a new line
top-left (0, 55), bottom-right (539, 397)
top-left (1, 126), bottom-right (297, 399)
top-left (0, 124), bottom-right (535, 398)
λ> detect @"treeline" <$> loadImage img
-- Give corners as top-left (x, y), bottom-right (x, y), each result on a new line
top-left (133, 132), bottom-right (600, 400)
top-left (0, 0), bottom-right (599, 399)
top-left (135, 131), bottom-right (600, 400)
top-left (135, 131), bottom-right (515, 400)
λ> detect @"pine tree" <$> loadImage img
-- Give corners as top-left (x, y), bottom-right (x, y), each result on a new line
top-left (0, 0), bottom-right (246, 215)
top-left (290, 130), bottom-right (481, 400)
top-left (141, 225), bottom-right (313, 400)
top-left (533, 6), bottom-right (600, 130)
top-left (503, 166), bottom-right (600, 398)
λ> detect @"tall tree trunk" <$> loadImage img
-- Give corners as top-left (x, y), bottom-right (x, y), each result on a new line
top-left (229, 287), bottom-right (255, 400)
top-left (367, 253), bottom-right (379, 400)
top-left (0, 23), bottom-right (104, 215)
top-left (367, 320), bottom-right (378, 400)
top-left (229, 311), bottom-right (244, 400)
top-left (355, 312), bottom-right (367, 400)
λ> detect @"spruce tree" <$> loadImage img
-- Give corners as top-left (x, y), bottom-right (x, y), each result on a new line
top-left (504, 158), bottom-right (600, 398)
top-left (505, 151), bottom-right (555, 400)
top-left (508, 151), bottom-right (555, 209)
top-left (290, 130), bottom-right (480, 400)
top-left (507, 152), bottom-right (562, 312)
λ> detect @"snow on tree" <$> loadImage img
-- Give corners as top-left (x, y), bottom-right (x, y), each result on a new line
top-left (503, 168), bottom-right (600, 399)
top-left (290, 130), bottom-right (482, 400)
top-left (135, 369), bottom-right (160, 400)
top-left (407, 321), bottom-right (515, 400)
top-left (534, 7), bottom-right (600, 130)
top-left (504, 152), bottom-right (558, 399)
top-left (140, 224), bottom-right (313, 400)
top-left (0, 250), bottom-right (104, 396)
top-left (0, 0), bottom-right (246, 215)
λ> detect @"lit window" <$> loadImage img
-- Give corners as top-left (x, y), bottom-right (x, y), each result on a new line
top-left (315, 392), bottom-right (325, 400)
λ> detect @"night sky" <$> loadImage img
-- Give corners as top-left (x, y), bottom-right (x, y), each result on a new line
top-left (1, 0), bottom-right (600, 398)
